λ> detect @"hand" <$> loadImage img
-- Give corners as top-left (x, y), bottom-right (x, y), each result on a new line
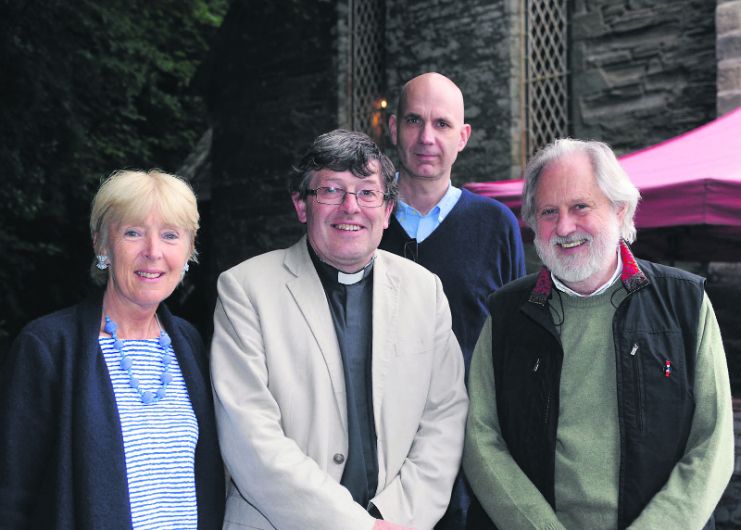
top-left (372, 521), bottom-right (416, 530)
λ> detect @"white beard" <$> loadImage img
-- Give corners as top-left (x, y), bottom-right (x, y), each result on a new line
top-left (535, 221), bottom-right (620, 284)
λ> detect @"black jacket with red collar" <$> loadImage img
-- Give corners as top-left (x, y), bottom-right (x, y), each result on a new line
top-left (467, 242), bottom-right (711, 530)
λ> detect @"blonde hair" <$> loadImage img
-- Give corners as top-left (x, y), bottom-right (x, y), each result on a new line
top-left (90, 169), bottom-right (200, 285)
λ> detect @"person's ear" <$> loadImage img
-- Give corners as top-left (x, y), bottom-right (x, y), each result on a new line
top-left (382, 200), bottom-right (394, 229)
top-left (458, 123), bottom-right (472, 152)
top-left (292, 192), bottom-right (308, 224)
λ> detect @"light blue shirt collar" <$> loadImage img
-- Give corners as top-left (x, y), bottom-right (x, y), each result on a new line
top-left (394, 181), bottom-right (461, 242)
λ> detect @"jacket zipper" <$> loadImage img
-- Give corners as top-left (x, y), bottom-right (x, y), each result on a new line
top-left (533, 357), bottom-right (551, 426)
top-left (629, 343), bottom-right (644, 433)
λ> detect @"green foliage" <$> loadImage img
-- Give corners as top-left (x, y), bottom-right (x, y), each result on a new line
top-left (0, 0), bottom-right (229, 350)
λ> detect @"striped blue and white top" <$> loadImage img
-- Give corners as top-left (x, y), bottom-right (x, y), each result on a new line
top-left (99, 337), bottom-right (199, 530)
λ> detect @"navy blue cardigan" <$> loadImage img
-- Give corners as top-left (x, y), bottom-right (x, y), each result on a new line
top-left (0, 291), bottom-right (225, 529)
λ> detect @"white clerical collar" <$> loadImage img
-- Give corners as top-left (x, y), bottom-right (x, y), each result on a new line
top-left (337, 257), bottom-right (375, 285)
top-left (307, 239), bottom-right (375, 286)
top-left (552, 250), bottom-right (623, 298)
top-left (338, 269), bottom-right (364, 285)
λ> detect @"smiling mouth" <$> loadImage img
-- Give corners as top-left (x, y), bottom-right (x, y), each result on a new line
top-left (136, 271), bottom-right (164, 279)
top-left (334, 223), bottom-right (361, 232)
top-left (558, 239), bottom-right (588, 249)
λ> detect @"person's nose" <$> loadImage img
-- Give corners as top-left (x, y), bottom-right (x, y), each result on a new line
top-left (340, 190), bottom-right (362, 213)
top-left (143, 233), bottom-right (163, 259)
top-left (555, 212), bottom-right (576, 237)
top-left (419, 122), bottom-right (435, 145)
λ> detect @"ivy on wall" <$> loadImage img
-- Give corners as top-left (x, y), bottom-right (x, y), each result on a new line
top-left (0, 0), bottom-right (229, 349)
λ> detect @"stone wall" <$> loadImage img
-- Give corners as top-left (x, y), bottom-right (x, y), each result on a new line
top-left (570, 0), bottom-right (717, 154)
top-left (718, 0), bottom-right (741, 115)
top-left (384, 0), bottom-right (524, 183)
top-left (201, 0), bottom-right (721, 269)
top-left (201, 0), bottom-right (722, 270)
top-left (383, 0), bottom-right (718, 178)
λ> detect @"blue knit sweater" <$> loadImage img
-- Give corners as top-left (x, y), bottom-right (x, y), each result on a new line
top-left (380, 188), bottom-right (526, 379)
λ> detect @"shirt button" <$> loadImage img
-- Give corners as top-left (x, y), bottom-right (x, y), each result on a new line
top-left (333, 453), bottom-right (345, 464)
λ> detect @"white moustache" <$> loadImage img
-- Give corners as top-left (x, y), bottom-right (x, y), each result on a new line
top-left (551, 233), bottom-right (593, 246)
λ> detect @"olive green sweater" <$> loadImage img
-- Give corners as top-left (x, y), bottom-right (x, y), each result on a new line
top-left (464, 283), bottom-right (733, 530)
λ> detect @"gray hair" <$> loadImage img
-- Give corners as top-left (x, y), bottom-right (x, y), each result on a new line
top-left (521, 138), bottom-right (641, 243)
top-left (290, 129), bottom-right (398, 203)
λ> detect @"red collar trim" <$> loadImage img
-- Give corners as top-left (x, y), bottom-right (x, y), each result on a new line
top-left (619, 240), bottom-right (648, 292)
top-left (528, 240), bottom-right (648, 305)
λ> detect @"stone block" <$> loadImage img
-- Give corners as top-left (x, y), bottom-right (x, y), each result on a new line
top-left (626, 0), bottom-right (662, 8)
top-left (604, 64), bottom-right (651, 88)
top-left (631, 43), bottom-right (662, 60)
top-left (571, 10), bottom-right (607, 39)
top-left (607, 83), bottom-right (644, 98)
top-left (718, 59), bottom-right (741, 91)
top-left (610, 8), bottom-right (666, 34)
top-left (718, 90), bottom-right (741, 115)
top-left (601, 4), bottom-right (626, 19)
top-left (717, 1), bottom-right (741, 35)
top-left (573, 69), bottom-right (610, 95)
top-left (718, 33), bottom-right (741, 62)
top-left (588, 50), bottom-right (635, 68)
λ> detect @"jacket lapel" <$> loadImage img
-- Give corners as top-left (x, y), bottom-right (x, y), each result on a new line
top-left (75, 291), bottom-right (133, 528)
top-left (370, 252), bottom-right (399, 427)
top-left (159, 304), bottom-right (208, 430)
top-left (284, 238), bottom-right (348, 429)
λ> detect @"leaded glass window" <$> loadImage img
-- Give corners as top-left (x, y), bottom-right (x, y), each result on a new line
top-left (349, 0), bottom-right (386, 143)
top-left (526, 0), bottom-right (569, 156)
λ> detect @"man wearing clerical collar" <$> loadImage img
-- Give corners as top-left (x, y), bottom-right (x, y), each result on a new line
top-left (211, 129), bottom-right (468, 530)
top-left (464, 138), bottom-right (733, 530)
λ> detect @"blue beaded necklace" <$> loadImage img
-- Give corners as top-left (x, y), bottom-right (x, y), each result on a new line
top-left (104, 315), bottom-right (174, 404)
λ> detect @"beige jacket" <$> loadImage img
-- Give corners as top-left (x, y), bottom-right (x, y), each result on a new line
top-left (211, 237), bottom-right (468, 530)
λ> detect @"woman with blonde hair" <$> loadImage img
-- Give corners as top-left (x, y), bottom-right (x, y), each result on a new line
top-left (0, 170), bottom-right (224, 529)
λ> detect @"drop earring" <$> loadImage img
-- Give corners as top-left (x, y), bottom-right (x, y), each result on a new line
top-left (96, 255), bottom-right (109, 270)
top-left (183, 262), bottom-right (190, 273)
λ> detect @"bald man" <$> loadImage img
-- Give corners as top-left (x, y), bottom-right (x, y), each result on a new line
top-left (380, 73), bottom-right (526, 529)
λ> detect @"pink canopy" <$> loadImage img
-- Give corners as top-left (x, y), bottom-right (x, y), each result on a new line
top-left (466, 106), bottom-right (741, 261)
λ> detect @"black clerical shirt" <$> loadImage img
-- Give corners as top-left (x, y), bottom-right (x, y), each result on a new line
top-left (308, 244), bottom-right (379, 508)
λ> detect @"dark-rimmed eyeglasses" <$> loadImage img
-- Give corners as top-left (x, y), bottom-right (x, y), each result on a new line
top-left (306, 186), bottom-right (388, 208)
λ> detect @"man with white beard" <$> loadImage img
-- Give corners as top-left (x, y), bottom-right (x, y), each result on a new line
top-left (462, 139), bottom-right (733, 530)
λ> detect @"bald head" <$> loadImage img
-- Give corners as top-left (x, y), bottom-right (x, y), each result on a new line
top-left (397, 72), bottom-right (466, 122)
top-left (390, 72), bottom-right (471, 185)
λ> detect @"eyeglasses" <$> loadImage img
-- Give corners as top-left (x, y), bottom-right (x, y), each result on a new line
top-left (307, 186), bottom-right (388, 208)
